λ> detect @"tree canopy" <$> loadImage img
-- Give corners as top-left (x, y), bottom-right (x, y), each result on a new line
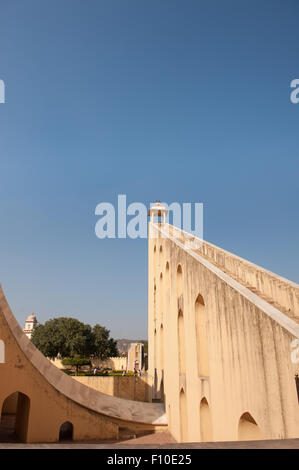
top-left (31, 317), bottom-right (118, 360)
top-left (61, 356), bottom-right (91, 375)
top-left (93, 324), bottom-right (118, 359)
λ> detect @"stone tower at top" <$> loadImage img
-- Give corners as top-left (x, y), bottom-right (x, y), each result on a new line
top-left (23, 314), bottom-right (38, 339)
top-left (148, 201), bottom-right (168, 224)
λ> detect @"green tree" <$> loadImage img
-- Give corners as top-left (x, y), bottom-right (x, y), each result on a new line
top-left (92, 324), bottom-right (118, 360)
top-left (61, 356), bottom-right (91, 376)
top-left (31, 317), bottom-right (95, 358)
top-left (31, 317), bottom-right (119, 362)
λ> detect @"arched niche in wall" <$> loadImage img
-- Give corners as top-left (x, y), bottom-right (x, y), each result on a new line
top-left (165, 262), bottom-right (170, 312)
top-left (0, 392), bottom-right (30, 443)
top-left (195, 294), bottom-right (209, 377)
top-left (177, 265), bottom-right (183, 298)
top-left (179, 388), bottom-right (188, 442)
top-left (200, 397), bottom-right (212, 442)
top-left (153, 279), bottom-right (156, 322)
top-left (238, 412), bottom-right (263, 441)
top-left (59, 421), bottom-right (73, 441)
top-left (159, 245), bottom-right (163, 267)
top-left (178, 309), bottom-right (186, 375)
top-left (154, 328), bottom-right (157, 370)
top-left (159, 273), bottom-right (163, 315)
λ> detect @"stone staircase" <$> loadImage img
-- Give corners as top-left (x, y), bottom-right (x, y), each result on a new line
top-left (197, 250), bottom-right (299, 324)
top-left (165, 224), bottom-right (299, 324)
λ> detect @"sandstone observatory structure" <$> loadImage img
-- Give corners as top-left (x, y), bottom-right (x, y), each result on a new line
top-left (1, 203), bottom-right (298, 445)
top-left (0, 286), bottom-right (166, 443)
top-left (148, 206), bottom-right (299, 443)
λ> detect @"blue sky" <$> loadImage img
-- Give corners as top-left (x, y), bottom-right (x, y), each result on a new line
top-left (0, 0), bottom-right (298, 339)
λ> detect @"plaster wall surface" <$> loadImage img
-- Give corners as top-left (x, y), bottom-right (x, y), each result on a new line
top-left (148, 223), bottom-right (299, 443)
top-left (74, 376), bottom-right (150, 402)
top-left (92, 357), bottom-right (128, 370)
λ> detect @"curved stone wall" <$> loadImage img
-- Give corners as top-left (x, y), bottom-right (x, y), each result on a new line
top-left (0, 286), bottom-right (166, 443)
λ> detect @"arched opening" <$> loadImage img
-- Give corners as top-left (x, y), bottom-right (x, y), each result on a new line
top-left (0, 392), bottom-right (30, 443)
top-left (179, 388), bottom-right (188, 442)
top-left (160, 377), bottom-right (164, 403)
top-left (153, 368), bottom-right (158, 399)
top-left (159, 245), bottom-right (163, 267)
top-left (153, 280), bottom-right (156, 322)
top-left (295, 374), bottom-right (299, 402)
top-left (59, 421), bottom-right (73, 441)
top-left (165, 262), bottom-right (170, 314)
top-left (200, 397), bottom-right (212, 442)
top-left (0, 339), bottom-right (4, 363)
top-left (238, 412), bottom-right (262, 441)
top-left (160, 324), bottom-right (164, 370)
top-left (153, 245), bottom-right (156, 268)
top-left (177, 265), bottom-right (183, 298)
top-left (178, 309), bottom-right (186, 374)
top-left (195, 294), bottom-right (209, 377)
top-left (154, 328), bottom-right (157, 370)
top-left (159, 273), bottom-right (163, 315)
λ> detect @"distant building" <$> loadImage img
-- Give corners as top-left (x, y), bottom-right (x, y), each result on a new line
top-left (23, 314), bottom-right (38, 339)
top-left (127, 343), bottom-right (144, 371)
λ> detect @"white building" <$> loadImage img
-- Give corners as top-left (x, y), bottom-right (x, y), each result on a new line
top-left (23, 314), bottom-right (38, 339)
top-left (127, 343), bottom-right (144, 371)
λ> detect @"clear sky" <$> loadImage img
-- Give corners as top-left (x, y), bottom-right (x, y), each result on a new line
top-left (0, 0), bottom-right (298, 339)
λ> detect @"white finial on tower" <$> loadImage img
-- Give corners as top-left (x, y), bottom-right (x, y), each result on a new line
top-left (148, 201), bottom-right (168, 224)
